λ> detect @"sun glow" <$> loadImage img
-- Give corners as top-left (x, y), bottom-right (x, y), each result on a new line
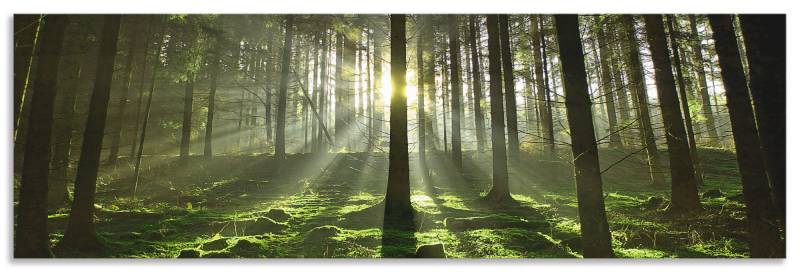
top-left (378, 69), bottom-right (417, 106)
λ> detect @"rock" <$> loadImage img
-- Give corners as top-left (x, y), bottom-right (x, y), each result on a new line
top-left (444, 215), bottom-right (548, 232)
top-left (645, 196), bottom-right (664, 207)
top-left (305, 225), bottom-right (341, 241)
top-left (201, 251), bottom-right (234, 258)
top-left (415, 244), bottom-right (446, 258)
top-left (229, 239), bottom-right (263, 257)
top-left (201, 238), bottom-right (230, 251)
top-left (726, 193), bottom-right (745, 202)
top-left (238, 217), bottom-right (287, 235)
top-left (702, 189), bottom-right (724, 199)
top-left (265, 209), bottom-right (291, 222)
top-left (177, 248), bottom-right (201, 258)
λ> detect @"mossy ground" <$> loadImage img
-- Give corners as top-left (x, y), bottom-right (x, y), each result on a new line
top-left (42, 147), bottom-right (750, 258)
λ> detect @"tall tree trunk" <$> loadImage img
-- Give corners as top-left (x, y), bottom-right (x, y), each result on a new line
top-left (740, 15), bottom-right (786, 218)
top-left (107, 17), bottom-right (139, 165)
top-left (484, 15), bottom-right (512, 203)
top-left (318, 29), bottom-right (330, 152)
top-left (554, 14), bottom-right (614, 258)
top-left (343, 29), bottom-right (358, 150)
top-left (531, 15), bottom-right (555, 154)
top-left (15, 14), bottom-right (68, 258)
top-left (372, 22), bottom-right (385, 151)
top-left (133, 18), bottom-right (165, 198)
top-left (275, 15), bottom-right (294, 159)
top-left (62, 15), bottom-right (121, 249)
top-left (610, 19), bottom-right (633, 147)
top-left (643, 15), bottom-right (701, 212)
top-left (179, 79), bottom-right (194, 163)
top-left (385, 14), bottom-right (412, 219)
top-left (709, 14), bottom-right (785, 258)
top-left (499, 15), bottom-right (519, 161)
top-left (469, 16), bottom-right (487, 152)
top-left (13, 15), bottom-right (42, 140)
top-left (667, 15), bottom-right (703, 186)
top-left (416, 17), bottom-right (427, 172)
top-left (620, 15), bottom-right (666, 186)
top-left (448, 15), bottom-right (463, 170)
top-left (688, 15), bottom-right (719, 143)
top-left (129, 19), bottom-right (154, 158)
top-left (594, 16), bottom-right (622, 149)
top-left (204, 23), bottom-right (222, 159)
top-left (423, 17), bottom-right (438, 151)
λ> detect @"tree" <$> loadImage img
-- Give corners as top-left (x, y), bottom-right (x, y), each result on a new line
top-left (530, 15), bottom-right (555, 154)
top-left (416, 16), bottom-right (427, 173)
top-left (448, 15), bottom-right (463, 170)
top-left (204, 18), bottom-right (223, 159)
top-left (667, 15), bottom-right (703, 186)
top-left (593, 16), bottom-right (622, 148)
top-left (499, 15), bottom-right (519, 161)
top-left (708, 14), bottom-right (785, 258)
top-left (275, 15), bottom-right (295, 158)
top-left (739, 15), bottom-right (786, 217)
top-left (643, 15), bottom-right (701, 212)
top-left (688, 15), bottom-right (719, 143)
top-left (554, 14), bottom-right (614, 258)
top-left (468, 16), bottom-right (487, 152)
top-left (107, 17), bottom-right (141, 165)
top-left (15, 14), bottom-right (68, 258)
top-left (384, 14), bottom-right (413, 220)
top-left (620, 15), bottom-right (666, 186)
top-left (484, 15), bottom-right (512, 203)
top-left (13, 15), bottom-right (42, 138)
top-left (61, 15), bottom-right (122, 249)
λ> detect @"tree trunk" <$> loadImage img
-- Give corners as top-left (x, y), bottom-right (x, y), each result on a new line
top-left (469, 16), bottom-right (487, 152)
top-left (688, 15), bottom-right (719, 143)
top-left (318, 29), bottom-right (330, 152)
top-left (594, 16), bottom-right (622, 149)
top-left (107, 17), bottom-right (139, 165)
top-left (372, 23), bottom-right (385, 151)
top-left (740, 14), bottom-right (786, 218)
top-left (531, 15), bottom-right (555, 154)
top-left (620, 15), bottom-right (666, 186)
top-left (709, 14), bottom-right (785, 258)
top-left (15, 14), bottom-right (68, 258)
top-left (385, 14), bottom-right (412, 219)
top-left (61, 15), bottom-right (121, 250)
top-left (416, 17), bottom-right (427, 172)
top-left (499, 15), bottom-right (519, 161)
top-left (643, 15), bottom-right (701, 212)
top-left (275, 15), bottom-right (294, 158)
top-left (13, 15), bottom-right (42, 139)
top-left (133, 18), bottom-right (165, 198)
top-left (448, 15), bottom-right (463, 170)
top-left (554, 14), bottom-right (614, 258)
top-left (179, 79), bottom-right (194, 163)
top-left (610, 20), bottom-right (633, 147)
top-left (667, 15), bottom-right (703, 186)
top-left (484, 15), bottom-right (512, 202)
top-left (423, 17), bottom-right (438, 151)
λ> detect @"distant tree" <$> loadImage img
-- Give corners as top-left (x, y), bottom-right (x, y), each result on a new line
top-left (468, 16), bottom-right (487, 152)
top-left (416, 16), bottom-right (427, 172)
top-left (107, 17), bottom-right (141, 165)
top-left (13, 15), bottom-right (42, 138)
top-left (384, 14), bottom-right (413, 220)
top-left (554, 14), bottom-right (614, 258)
top-left (739, 15), bottom-right (786, 216)
top-left (203, 18), bottom-right (223, 159)
top-left (275, 15), bottom-right (295, 159)
top-left (61, 15), bottom-right (122, 250)
top-left (484, 15), bottom-right (512, 203)
top-left (448, 15), bottom-right (463, 170)
top-left (688, 15), bottom-right (719, 143)
top-left (620, 15), bottom-right (666, 186)
top-left (15, 14), bottom-right (68, 258)
top-left (708, 14), bottom-right (785, 258)
top-left (593, 16), bottom-right (622, 149)
top-left (499, 15), bottom-right (519, 161)
top-left (530, 15), bottom-right (555, 154)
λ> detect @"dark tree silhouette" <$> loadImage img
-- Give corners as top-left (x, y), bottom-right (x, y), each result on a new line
top-left (554, 14), bottom-right (614, 258)
top-left (468, 16), bottom-right (487, 152)
top-left (62, 15), bottom-right (122, 250)
top-left (448, 15), bottom-right (463, 170)
top-left (499, 15), bottom-right (519, 161)
top-left (275, 15), bottom-right (295, 158)
top-left (15, 14), bottom-right (68, 258)
top-left (708, 14), bottom-right (785, 258)
top-left (688, 15), bottom-right (719, 143)
top-left (385, 14), bottom-right (413, 220)
top-left (593, 16), bottom-right (622, 149)
top-left (484, 15), bottom-right (512, 203)
top-left (531, 15), bottom-right (555, 154)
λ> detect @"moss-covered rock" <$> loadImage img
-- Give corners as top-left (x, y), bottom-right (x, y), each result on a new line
top-left (201, 238), bottom-right (230, 251)
top-left (229, 239), bottom-right (264, 257)
top-left (305, 225), bottom-right (342, 242)
top-left (702, 189), bottom-right (724, 199)
top-left (415, 244), bottom-right (446, 258)
top-left (177, 248), bottom-right (202, 258)
top-left (265, 209), bottom-right (291, 222)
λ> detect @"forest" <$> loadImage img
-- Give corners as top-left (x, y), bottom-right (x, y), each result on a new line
top-left (12, 14), bottom-right (785, 258)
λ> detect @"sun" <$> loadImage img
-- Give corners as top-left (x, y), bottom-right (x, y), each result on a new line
top-left (378, 69), bottom-right (417, 107)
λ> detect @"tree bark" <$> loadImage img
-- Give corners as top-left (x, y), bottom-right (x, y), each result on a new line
top-left (709, 14), bottom-right (785, 258)
top-left (688, 15), bottom-right (719, 143)
top-left (739, 14), bottom-right (786, 218)
top-left (13, 15), bottom-right (42, 139)
top-left (620, 15), bottom-right (666, 186)
top-left (448, 15), bottom-right (463, 170)
top-left (469, 16), bottom-right (487, 152)
top-left (107, 17), bottom-right (140, 164)
top-left (275, 15), bottom-right (294, 158)
top-left (62, 15), bottom-right (121, 250)
top-left (643, 15), bottom-right (701, 212)
top-left (416, 17), bottom-right (427, 172)
top-left (499, 15), bottom-right (519, 161)
top-left (15, 14), bottom-right (68, 258)
top-left (485, 15), bottom-right (512, 202)
top-left (385, 14), bottom-right (412, 219)
top-left (531, 15), bottom-right (555, 154)
top-left (594, 16), bottom-right (622, 149)
top-left (554, 14), bottom-right (614, 258)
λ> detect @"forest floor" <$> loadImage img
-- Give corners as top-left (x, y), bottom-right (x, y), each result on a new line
top-left (43, 147), bottom-right (751, 258)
